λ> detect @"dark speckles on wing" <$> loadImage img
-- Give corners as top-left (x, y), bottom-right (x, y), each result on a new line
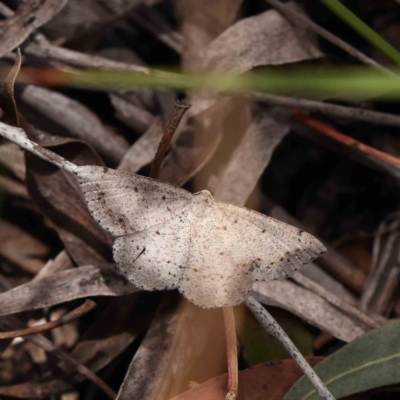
top-left (216, 201), bottom-right (326, 285)
top-left (75, 165), bottom-right (192, 238)
top-left (75, 165), bottom-right (325, 309)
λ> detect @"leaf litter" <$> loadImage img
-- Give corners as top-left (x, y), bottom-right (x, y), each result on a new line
top-left (0, 1), bottom-right (400, 399)
top-left (0, 79), bottom-right (327, 398)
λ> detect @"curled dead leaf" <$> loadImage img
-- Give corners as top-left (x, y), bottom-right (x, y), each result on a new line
top-left (171, 357), bottom-right (324, 400)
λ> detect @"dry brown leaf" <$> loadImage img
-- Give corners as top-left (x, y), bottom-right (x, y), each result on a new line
top-left (0, 0), bottom-right (67, 57)
top-left (21, 86), bottom-right (129, 164)
top-left (117, 296), bottom-right (228, 400)
top-left (300, 263), bottom-right (356, 305)
top-left (198, 2), bottom-right (323, 74)
top-left (118, 117), bottom-right (163, 173)
top-left (0, 141), bottom-right (25, 179)
top-left (171, 357), bottom-right (324, 400)
top-left (252, 280), bottom-right (366, 342)
top-left (0, 265), bottom-right (136, 316)
top-left (178, 0), bottom-right (243, 65)
top-left (42, 0), bottom-right (144, 41)
top-left (0, 219), bottom-right (48, 274)
top-left (25, 135), bottom-right (113, 265)
top-left (110, 93), bottom-right (155, 134)
top-left (0, 175), bottom-right (29, 198)
top-left (213, 112), bottom-right (290, 204)
top-left (33, 250), bottom-right (73, 281)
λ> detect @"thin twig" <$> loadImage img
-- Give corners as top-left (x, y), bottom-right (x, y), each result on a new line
top-left (26, 333), bottom-right (117, 399)
top-left (246, 295), bottom-right (336, 400)
top-left (0, 300), bottom-right (96, 339)
top-left (252, 92), bottom-right (400, 128)
top-left (264, 0), bottom-right (394, 76)
top-left (292, 109), bottom-right (400, 173)
top-left (293, 273), bottom-right (380, 329)
top-left (150, 100), bottom-right (191, 179)
top-left (223, 307), bottom-right (238, 400)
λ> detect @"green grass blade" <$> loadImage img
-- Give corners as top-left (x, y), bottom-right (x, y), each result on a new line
top-left (320, 0), bottom-right (400, 66)
top-left (54, 68), bottom-right (400, 99)
top-left (283, 320), bottom-right (400, 400)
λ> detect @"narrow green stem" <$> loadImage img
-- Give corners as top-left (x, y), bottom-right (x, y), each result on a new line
top-left (320, 0), bottom-right (400, 66)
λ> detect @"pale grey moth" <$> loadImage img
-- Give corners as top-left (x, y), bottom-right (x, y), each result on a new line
top-left (75, 166), bottom-right (326, 308)
top-left (0, 122), bottom-right (327, 308)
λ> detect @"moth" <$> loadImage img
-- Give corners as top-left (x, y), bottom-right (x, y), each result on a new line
top-left (76, 166), bottom-right (326, 308)
top-left (0, 123), bottom-right (326, 308)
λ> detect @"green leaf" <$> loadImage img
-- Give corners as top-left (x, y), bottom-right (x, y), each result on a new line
top-left (283, 320), bottom-right (400, 400)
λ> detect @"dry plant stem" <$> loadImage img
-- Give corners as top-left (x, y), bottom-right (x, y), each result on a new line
top-left (26, 38), bottom-right (154, 75)
top-left (26, 333), bottom-right (117, 399)
top-left (264, 0), bottom-right (394, 76)
top-left (149, 100), bottom-right (191, 179)
top-left (0, 299), bottom-right (96, 339)
top-left (223, 306), bottom-right (238, 400)
top-left (246, 296), bottom-right (336, 400)
top-left (293, 273), bottom-right (380, 329)
top-left (252, 92), bottom-right (400, 128)
top-left (293, 110), bottom-right (400, 170)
